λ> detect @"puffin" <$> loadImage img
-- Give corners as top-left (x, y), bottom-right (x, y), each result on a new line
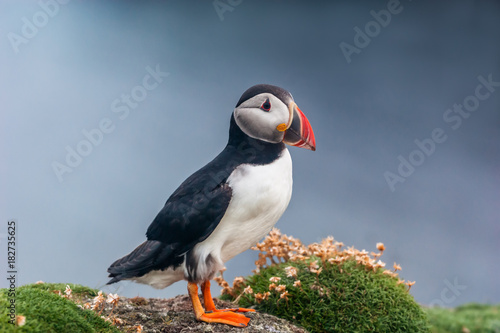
top-left (107, 84), bottom-right (316, 327)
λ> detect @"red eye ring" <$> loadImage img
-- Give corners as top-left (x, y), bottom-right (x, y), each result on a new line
top-left (260, 98), bottom-right (271, 111)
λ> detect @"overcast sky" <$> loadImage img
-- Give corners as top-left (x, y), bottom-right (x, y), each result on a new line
top-left (1, 0), bottom-right (499, 307)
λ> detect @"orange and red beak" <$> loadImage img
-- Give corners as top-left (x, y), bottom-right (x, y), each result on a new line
top-left (283, 102), bottom-right (316, 151)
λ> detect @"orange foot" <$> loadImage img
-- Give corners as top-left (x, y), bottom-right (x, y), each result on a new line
top-left (188, 281), bottom-right (254, 327)
top-left (199, 310), bottom-right (250, 327)
top-left (202, 281), bottom-right (256, 314)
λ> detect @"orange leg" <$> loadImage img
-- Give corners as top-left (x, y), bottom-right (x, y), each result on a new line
top-left (187, 281), bottom-right (251, 327)
top-left (201, 280), bottom-right (256, 313)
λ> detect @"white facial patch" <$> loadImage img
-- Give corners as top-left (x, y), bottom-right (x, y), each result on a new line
top-left (234, 94), bottom-right (290, 143)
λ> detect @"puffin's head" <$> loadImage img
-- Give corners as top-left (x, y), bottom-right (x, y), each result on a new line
top-left (233, 84), bottom-right (316, 151)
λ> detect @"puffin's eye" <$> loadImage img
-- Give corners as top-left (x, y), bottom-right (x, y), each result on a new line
top-left (260, 98), bottom-right (271, 111)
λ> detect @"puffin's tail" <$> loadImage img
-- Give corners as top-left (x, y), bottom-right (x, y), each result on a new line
top-left (106, 240), bottom-right (172, 284)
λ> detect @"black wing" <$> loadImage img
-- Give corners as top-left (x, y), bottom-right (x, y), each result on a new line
top-left (107, 147), bottom-right (236, 283)
top-left (146, 146), bottom-right (243, 247)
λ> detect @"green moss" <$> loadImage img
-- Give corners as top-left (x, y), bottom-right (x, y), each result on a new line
top-left (26, 283), bottom-right (99, 298)
top-left (0, 283), bottom-right (120, 333)
top-left (222, 258), bottom-right (429, 332)
top-left (426, 303), bottom-right (500, 333)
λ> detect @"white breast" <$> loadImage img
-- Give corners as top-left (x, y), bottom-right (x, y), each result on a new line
top-left (189, 148), bottom-right (293, 279)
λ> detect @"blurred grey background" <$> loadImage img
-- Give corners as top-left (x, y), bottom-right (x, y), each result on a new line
top-left (1, 0), bottom-right (499, 307)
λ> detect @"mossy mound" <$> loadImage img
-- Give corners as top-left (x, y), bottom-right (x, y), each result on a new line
top-left (0, 283), bottom-right (119, 332)
top-left (218, 228), bottom-right (429, 332)
top-left (222, 258), bottom-right (429, 332)
top-left (426, 303), bottom-right (500, 333)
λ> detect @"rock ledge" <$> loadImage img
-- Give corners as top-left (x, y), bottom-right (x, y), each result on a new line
top-left (105, 294), bottom-right (307, 333)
